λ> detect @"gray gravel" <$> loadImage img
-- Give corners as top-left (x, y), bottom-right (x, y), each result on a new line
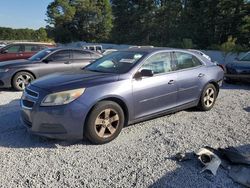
top-left (0, 84), bottom-right (249, 188)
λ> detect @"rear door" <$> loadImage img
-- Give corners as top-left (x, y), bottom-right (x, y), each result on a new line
top-left (38, 50), bottom-right (73, 77)
top-left (173, 51), bottom-right (206, 106)
top-left (71, 50), bottom-right (98, 70)
top-left (133, 52), bottom-right (178, 119)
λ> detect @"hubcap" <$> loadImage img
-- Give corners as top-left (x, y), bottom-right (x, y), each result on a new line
top-left (16, 74), bottom-right (32, 90)
top-left (94, 108), bottom-right (119, 138)
top-left (204, 88), bottom-right (215, 108)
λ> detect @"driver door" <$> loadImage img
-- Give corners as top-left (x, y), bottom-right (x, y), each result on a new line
top-left (132, 52), bottom-right (178, 119)
top-left (38, 50), bottom-right (73, 77)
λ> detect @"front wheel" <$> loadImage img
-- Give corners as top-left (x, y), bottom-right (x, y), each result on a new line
top-left (198, 84), bottom-right (218, 111)
top-left (12, 71), bottom-right (34, 91)
top-left (85, 101), bottom-right (125, 144)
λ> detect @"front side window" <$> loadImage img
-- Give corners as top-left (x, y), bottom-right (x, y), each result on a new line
top-left (49, 50), bottom-right (70, 61)
top-left (6, 45), bottom-right (22, 53)
top-left (175, 52), bottom-right (202, 70)
top-left (85, 51), bottom-right (146, 73)
top-left (140, 52), bottom-right (173, 75)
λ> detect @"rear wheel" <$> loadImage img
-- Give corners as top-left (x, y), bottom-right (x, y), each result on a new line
top-left (198, 84), bottom-right (218, 111)
top-left (12, 71), bottom-right (34, 91)
top-left (85, 101), bottom-right (124, 144)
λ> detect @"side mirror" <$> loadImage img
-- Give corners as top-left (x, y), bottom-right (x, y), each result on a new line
top-left (141, 69), bottom-right (154, 77)
top-left (43, 58), bottom-right (52, 63)
top-left (135, 69), bottom-right (154, 79)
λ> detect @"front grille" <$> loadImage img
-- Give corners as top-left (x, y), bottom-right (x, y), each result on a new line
top-left (25, 88), bottom-right (39, 98)
top-left (22, 100), bottom-right (35, 108)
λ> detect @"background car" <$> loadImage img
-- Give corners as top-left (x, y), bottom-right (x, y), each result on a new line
top-left (223, 51), bottom-right (250, 83)
top-left (102, 49), bottom-right (118, 56)
top-left (20, 47), bottom-right (224, 144)
top-left (0, 48), bottom-right (102, 91)
top-left (0, 42), bottom-right (7, 49)
top-left (0, 42), bottom-right (55, 62)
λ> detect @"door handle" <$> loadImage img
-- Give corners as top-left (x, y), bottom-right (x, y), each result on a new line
top-left (168, 80), bottom-right (175, 85)
top-left (198, 73), bottom-right (205, 78)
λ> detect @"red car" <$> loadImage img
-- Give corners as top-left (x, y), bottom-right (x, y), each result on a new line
top-left (0, 42), bottom-right (55, 62)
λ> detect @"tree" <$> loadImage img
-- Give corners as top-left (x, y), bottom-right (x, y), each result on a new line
top-left (46, 0), bottom-right (113, 43)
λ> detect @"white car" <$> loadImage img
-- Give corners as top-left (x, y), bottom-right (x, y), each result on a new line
top-left (0, 43), bottom-right (7, 49)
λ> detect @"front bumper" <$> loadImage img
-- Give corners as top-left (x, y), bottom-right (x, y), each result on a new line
top-left (20, 85), bottom-right (89, 140)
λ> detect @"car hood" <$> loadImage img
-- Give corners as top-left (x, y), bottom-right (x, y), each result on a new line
top-left (0, 59), bottom-right (33, 68)
top-left (31, 70), bottom-right (119, 92)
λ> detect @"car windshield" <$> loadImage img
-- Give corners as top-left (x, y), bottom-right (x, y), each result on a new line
top-left (29, 49), bottom-right (54, 61)
top-left (85, 51), bottom-right (146, 73)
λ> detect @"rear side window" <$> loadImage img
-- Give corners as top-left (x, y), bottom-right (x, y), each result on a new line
top-left (6, 45), bottom-right (22, 53)
top-left (174, 52), bottom-right (202, 70)
top-left (24, 45), bottom-right (41, 52)
top-left (72, 51), bottom-right (91, 59)
top-left (49, 50), bottom-right (70, 61)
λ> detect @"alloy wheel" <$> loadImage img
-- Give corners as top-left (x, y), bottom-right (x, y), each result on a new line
top-left (16, 74), bottom-right (32, 90)
top-left (203, 88), bottom-right (215, 108)
top-left (94, 108), bottom-right (119, 138)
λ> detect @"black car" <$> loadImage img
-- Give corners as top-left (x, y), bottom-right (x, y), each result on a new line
top-left (0, 48), bottom-right (102, 91)
top-left (224, 52), bottom-right (250, 83)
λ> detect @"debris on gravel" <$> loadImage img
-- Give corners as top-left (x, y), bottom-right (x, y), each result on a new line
top-left (0, 84), bottom-right (249, 187)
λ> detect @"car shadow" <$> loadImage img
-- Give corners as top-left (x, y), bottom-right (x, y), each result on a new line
top-left (0, 99), bottom-right (91, 148)
top-left (149, 144), bottom-right (250, 188)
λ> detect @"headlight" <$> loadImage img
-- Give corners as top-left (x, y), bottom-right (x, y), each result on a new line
top-left (41, 88), bottom-right (85, 106)
top-left (0, 68), bottom-right (9, 73)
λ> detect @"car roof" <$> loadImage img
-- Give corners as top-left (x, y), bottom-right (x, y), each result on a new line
top-left (124, 47), bottom-right (178, 53)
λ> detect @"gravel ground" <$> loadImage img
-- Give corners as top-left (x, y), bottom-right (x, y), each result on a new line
top-left (0, 84), bottom-right (249, 188)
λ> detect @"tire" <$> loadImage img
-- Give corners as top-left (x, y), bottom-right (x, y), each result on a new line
top-left (12, 71), bottom-right (35, 91)
top-left (85, 101), bottom-right (125, 144)
top-left (197, 84), bottom-right (218, 111)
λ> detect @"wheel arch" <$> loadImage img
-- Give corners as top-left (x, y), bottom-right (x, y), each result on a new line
top-left (84, 96), bottom-right (130, 132)
top-left (11, 70), bottom-right (36, 87)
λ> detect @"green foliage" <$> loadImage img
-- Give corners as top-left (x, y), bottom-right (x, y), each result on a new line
top-left (219, 36), bottom-right (237, 62)
top-left (0, 27), bottom-right (52, 42)
top-left (46, 0), bottom-right (113, 43)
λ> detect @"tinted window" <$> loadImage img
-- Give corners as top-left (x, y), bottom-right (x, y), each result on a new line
top-left (72, 51), bottom-right (91, 59)
top-left (141, 52), bottom-right (173, 74)
top-left (175, 52), bottom-right (202, 70)
top-left (24, 45), bottom-right (43, 52)
top-left (49, 50), bottom-right (70, 61)
top-left (6, 45), bottom-right (22, 53)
